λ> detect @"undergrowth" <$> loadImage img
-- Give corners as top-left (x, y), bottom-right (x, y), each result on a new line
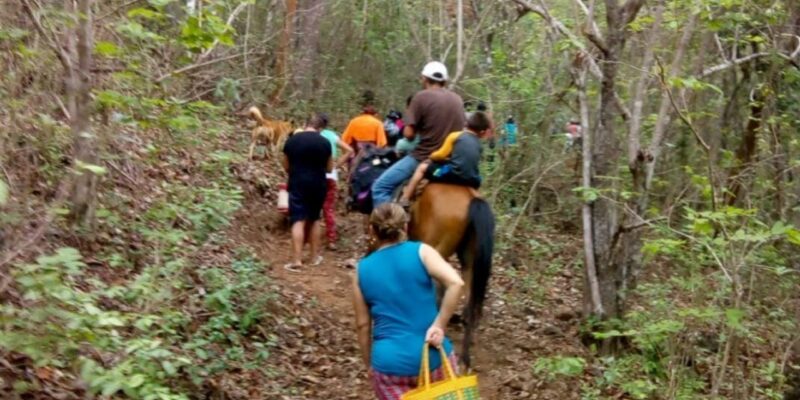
top-left (0, 103), bottom-right (286, 399)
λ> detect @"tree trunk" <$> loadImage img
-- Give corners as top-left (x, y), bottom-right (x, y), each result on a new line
top-left (68, 0), bottom-right (98, 230)
top-left (583, 0), bottom-right (644, 332)
top-left (574, 54), bottom-right (603, 317)
top-left (291, 0), bottom-right (326, 100)
top-left (270, 0), bottom-right (297, 104)
top-left (592, 9), bottom-right (624, 322)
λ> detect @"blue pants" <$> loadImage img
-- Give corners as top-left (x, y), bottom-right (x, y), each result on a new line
top-left (372, 155), bottom-right (420, 206)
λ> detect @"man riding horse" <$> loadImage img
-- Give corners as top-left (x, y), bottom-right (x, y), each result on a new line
top-left (369, 62), bottom-right (496, 369)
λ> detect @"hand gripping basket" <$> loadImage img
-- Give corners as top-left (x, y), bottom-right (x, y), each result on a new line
top-left (401, 344), bottom-right (479, 400)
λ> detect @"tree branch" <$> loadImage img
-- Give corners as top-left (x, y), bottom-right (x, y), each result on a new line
top-left (97, 0), bottom-right (145, 21)
top-left (621, 0), bottom-right (646, 25)
top-left (510, 0), bottom-right (604, 78)
top-left (196, 2), bottom-right (250, 62)
top-left (700, 52), bottom-right (770, 77)
top-left (656, 57), bottom-right (717, 211)
top-left (656, 59), bottom-right (709, 152)
top-left (21, 0), bottom-right (73, 71)
top-left (614, 92), bottom-right (631, 121)
top-left (156, 50), bottom-right (261, 82)
top-left (511, 0), bottom-right (584, 50)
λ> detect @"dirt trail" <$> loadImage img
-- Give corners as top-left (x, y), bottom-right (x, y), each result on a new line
top-left (231, 184), bottom-right (587, 399)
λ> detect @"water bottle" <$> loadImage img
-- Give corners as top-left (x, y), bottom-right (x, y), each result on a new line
top-left (277, 183), bottom-right (289, 214)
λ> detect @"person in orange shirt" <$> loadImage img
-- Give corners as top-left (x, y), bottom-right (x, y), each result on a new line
top-left (341, 105), bottom-right (388, 154)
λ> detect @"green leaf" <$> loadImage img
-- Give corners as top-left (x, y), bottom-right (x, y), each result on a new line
top-left (101, 381), bottom-right (122, 396)
top-left (533, 356), bottom-right (586, 379)
top-left (572, 186), bottom-right (599, 202)
top-left (75, 160), bottom-right (107, 175)
top-left (97, 315), bottom-right (125, 327)
top-left (128, 374), bottom-right (146, 388)
top-left (117, 21), bottom-right (165, 42)
top-left (162, 360), bottom-right (177, 375)
top-left (725, 308), bottom-right (745, 329)
top-left (94, 41), bottom-right (120, 57)
top-left (787, 228), bottom-right (800, 246)
top-left (127, 7), bottom-right (164, 20)
top-left (0, 179), bottom-right (8, 205)
top-left (148, 0), bottom-right (174, 7)
top-left (771, 221), bottom-right (789, 235)
top-left (691, 218), bottom-right (714, 236)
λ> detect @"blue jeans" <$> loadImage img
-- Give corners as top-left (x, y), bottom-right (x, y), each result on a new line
top-left (372, 155), bottom-right (420, 206)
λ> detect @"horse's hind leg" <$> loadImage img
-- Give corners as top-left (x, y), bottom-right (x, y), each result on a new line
top-left (457, 235), bottom-right (477, 368)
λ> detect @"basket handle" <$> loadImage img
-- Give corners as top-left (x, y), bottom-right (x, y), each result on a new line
top-left (416, 343), bottom-right (459, 390)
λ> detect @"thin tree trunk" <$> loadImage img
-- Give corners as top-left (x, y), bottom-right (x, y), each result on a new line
top-left (291, 0), bottom-right (326, 100)
top-left (725, 90), bottom-right (764, 205)
top-left (645, 13), bottom-right (698, 189)
top-left (69, 0), bottom-right (98, 230)
top-left (574, 55), bottom-right (603, 317)
top-left (270, 0), bottom-right (297, 104)
top-left (615, 9), bottom-right (693, 296)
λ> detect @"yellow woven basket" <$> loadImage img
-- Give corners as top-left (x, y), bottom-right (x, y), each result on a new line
top-left (401, 344), bottom-right (480, 400)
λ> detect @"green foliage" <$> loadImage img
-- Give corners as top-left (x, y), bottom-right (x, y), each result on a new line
top-left (534, 356), bottom-right (587, 380)
top-left (180, 14), bottom-right (234, 53)
top-left (586, 204), bottom-right (800, 398)
top-left (0, 248), bottom-right (186, 398)
top-left (0, 179), bottom-right (8, 205)
top-left (117, 21), bottom-right (166, 43)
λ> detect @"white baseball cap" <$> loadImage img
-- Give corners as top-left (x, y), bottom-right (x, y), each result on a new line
top-left (421, 61), bottom-right (448, 82)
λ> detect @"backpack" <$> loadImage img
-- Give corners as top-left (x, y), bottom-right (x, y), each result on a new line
top-left (347, 146), bottom-right (399, 214)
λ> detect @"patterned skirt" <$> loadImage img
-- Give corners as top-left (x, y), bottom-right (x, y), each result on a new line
top-left (370, 354), bottom-right (459, 400)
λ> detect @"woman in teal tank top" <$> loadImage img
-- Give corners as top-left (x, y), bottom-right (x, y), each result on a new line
top-left (352, 203), bottom-right (465, 399)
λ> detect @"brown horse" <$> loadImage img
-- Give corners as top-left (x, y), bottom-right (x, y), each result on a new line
top-left (408, 183), bottom-right (495, 369)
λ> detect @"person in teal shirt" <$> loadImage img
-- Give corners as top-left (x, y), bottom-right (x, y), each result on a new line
top-left (503, 116), bottom-right (518, 146)
top-left (318, 114), bottom-right (354, 249)
top-left (352, 203), bottom-right (464, 398)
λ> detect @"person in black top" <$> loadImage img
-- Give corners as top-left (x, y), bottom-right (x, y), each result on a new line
top-left (282, 113), bottom-right (333, 271)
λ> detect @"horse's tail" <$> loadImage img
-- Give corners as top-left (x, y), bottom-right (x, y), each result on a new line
top-left (461, 197), bottom-right (495, 368)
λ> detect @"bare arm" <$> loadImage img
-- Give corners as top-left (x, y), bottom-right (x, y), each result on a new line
top-left (419, 244), bottom-right (464, 335)
top-left (326, 155), bottom-right (334, 173)
top-left (282, 154), bottom-right (289, 172)
top-left (352, 273), bottom-right (372, 368)
top-left (403, 124), bottom-right (416, 140)
top-left (335, 138), bottom-right (355, 168)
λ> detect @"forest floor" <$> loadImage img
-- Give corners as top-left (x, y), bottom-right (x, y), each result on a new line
top-left (2, 122), bottom-right (595, 400)
top-left (227, 159), bottom-right (592, 399)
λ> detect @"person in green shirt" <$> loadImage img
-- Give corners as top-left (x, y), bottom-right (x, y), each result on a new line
top-left (319, 114), bottom-right (354, 250)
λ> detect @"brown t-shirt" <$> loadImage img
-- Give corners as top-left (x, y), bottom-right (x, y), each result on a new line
top-left (404, 88), bottom-right (465, 161)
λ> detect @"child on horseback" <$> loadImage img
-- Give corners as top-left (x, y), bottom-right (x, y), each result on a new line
top-left (398, 111), bottom-right (491, 207)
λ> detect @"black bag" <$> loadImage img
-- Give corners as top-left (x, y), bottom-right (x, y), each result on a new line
top-left (347, 146), bottom-right (399, 214)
